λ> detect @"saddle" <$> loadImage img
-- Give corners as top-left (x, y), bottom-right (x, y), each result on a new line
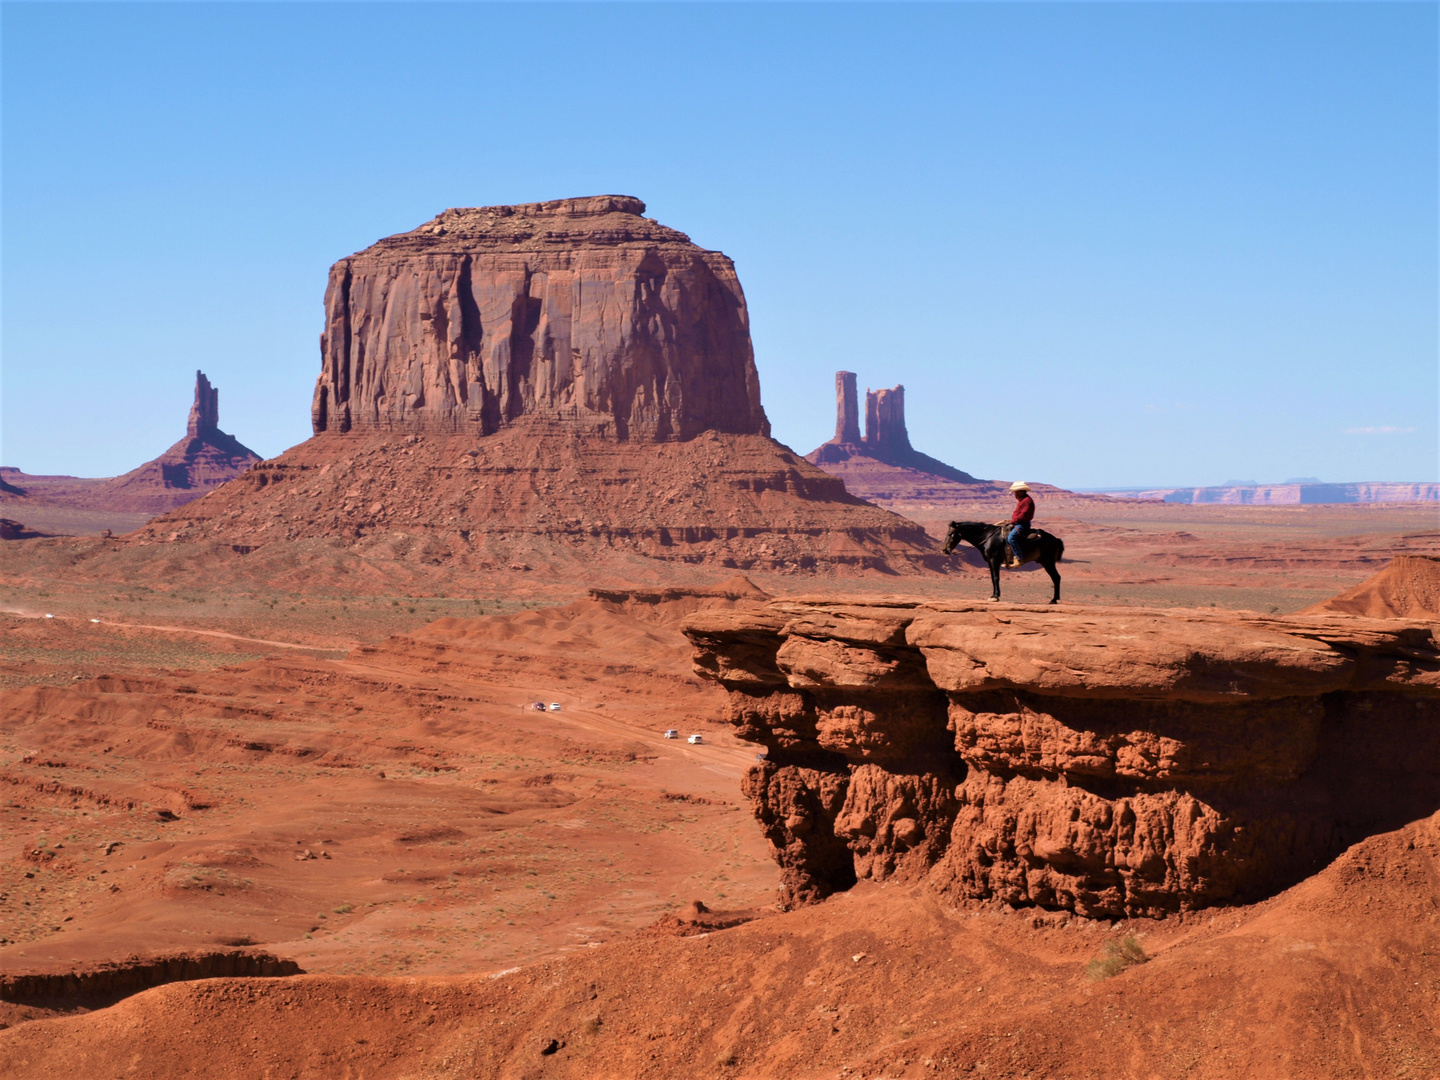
top-left (995, 522), bottom-right (1040, 567)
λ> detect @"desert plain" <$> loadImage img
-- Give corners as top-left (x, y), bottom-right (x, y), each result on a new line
top-left (1, 196), bottom-right (1438, 1080)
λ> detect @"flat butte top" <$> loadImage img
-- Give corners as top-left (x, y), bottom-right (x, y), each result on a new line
top-left (358, 195), bottom-right (707, 258)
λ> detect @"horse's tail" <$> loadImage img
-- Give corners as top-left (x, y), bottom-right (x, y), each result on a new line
top-left (1055, 536), bottom-right (1065, 563)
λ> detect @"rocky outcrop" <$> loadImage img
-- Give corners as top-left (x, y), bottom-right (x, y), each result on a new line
top-left (311, 195), bottom-right (768, 442)
top-left (808, 372), bottom-right (982, 485)
top-left (0, 373), bottom-right (259, 519)
top-left (863, 385), bottom-right (909, 455)
top-left (685, 598), bottom-right (1440, 915)
top-left (187, 371), bottom-right (220, 438)
top-left (90, 371), bottom-right (261, 515)
top-left (1306, 555), bottom-right (1440, 619)
top-left (805, 371), bottom-right (1112, 522)
top-left (833, 372), bottom-right (861, 445)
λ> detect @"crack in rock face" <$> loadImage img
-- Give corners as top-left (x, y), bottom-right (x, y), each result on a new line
top-left (685, 600), bottom-right (1440, 917)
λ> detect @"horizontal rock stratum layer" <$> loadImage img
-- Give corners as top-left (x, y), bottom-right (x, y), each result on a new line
top-left (312, 195), bottom-right (768, 441)
top-left (684, 598), bottom-right (1440, 915)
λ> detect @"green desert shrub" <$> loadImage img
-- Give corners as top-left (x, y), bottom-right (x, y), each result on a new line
top-left (1085, 934), bottom-right (1149, 981)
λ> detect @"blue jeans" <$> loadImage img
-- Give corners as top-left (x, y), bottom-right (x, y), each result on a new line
top-left (1007, 523), bottom-right (1029, 562)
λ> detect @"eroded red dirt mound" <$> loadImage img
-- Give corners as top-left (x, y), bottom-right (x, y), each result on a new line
top-left (4, 811), bottom-right (1437, 1079)
top-left (1305, 554), bottom-right (1440, 618)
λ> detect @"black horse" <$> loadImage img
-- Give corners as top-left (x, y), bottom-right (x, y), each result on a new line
top-left (942, 521), bottom-right (1065, 604)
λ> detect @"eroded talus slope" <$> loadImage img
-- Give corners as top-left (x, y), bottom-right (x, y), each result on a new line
top-left (126, 429), bottom-right (944, 576)
top-left (684, 599), bottom-right (1440, 915)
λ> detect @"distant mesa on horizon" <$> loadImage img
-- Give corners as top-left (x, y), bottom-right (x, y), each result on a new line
top-left (311, 194), bottom-right (768, 443)
top-left (1099, 481), bottom-right (1439, 505)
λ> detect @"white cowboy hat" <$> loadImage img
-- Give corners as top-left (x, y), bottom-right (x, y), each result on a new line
top-left (1009, 481), bottom-right (1030, 492)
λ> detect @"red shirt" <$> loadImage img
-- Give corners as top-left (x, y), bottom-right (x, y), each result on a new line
top-left (1010, 494), bottom-right (1034, 525)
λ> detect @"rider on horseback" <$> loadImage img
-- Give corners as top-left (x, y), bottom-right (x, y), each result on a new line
top-left (1007, 482), bottom-right (1034, 566)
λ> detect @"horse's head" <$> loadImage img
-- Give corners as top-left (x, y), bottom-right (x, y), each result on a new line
top-left (942, 521), bottom-right (991, 555)
top-left (942, 521), bottom-right (963, 555)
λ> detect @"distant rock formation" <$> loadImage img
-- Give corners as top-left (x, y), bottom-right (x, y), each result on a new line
top-left (1305, 555), bottom-right (1440, 619)
top-left (1, 371), bottom-right (260, 518)
top-left (809, 374), bottom-right (974, 482)
top-left (311, 195), bottom-right (769, 442)
top-left (804, 372), bottom-right (1103, 528)
top-left (131, 201), bottom-right (947, 575)
top-left (863, 385), bottom-right (910, 457)
top-left (1107, 482), bottom-right (1440, 505)
top-left (88, 371), bottom-right (261, 514)
top-left (188, 370), bottom-right (221, 438)
top-left (833, 372), bottom-right (861, 445)
top-left (685, 597), bottom-right (1440, 915)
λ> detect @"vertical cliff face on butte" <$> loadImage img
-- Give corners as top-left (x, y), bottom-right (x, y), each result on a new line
top-left (139, 199), bottom-right (941, 575)
top-left (311, 194), bottom-right (767, 442)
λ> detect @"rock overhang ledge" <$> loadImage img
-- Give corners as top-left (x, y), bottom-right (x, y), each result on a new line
top-left (683, 597), bottom-right (1440, 916)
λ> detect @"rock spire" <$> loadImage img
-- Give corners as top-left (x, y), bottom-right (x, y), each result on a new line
top-left (834, 371), bottom-right (861, 444)
top-left (863, 385), bottom-right (909, 453)
top-left (809, 371), bottom-right (981, 485)
top-left (187, 371), bottom-right (220, 438)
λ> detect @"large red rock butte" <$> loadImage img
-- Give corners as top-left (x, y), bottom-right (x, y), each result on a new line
top-left (134, 201), bottom-right (943, 576)
top-left (684, 597), bottom-right (1440, 915)
top-left (311, 195), bottom-right (767, 442)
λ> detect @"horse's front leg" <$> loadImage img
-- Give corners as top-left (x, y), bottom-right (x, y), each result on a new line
top-left (989, 559), bottom-right (1002, 601)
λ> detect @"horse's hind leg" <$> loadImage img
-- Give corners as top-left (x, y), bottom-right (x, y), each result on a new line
top-left (1044, 559), bottom-right (1061, 604)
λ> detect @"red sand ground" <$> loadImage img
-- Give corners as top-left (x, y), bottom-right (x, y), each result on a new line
top-left (3, 811), bottom-right (1438, 1079)
top-left (1, 503), bottom-right (1437, 1078)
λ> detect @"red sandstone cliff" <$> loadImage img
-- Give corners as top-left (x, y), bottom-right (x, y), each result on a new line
top-left (312, 195), bottom-right (768, 442)
top-left (685, 598), bottom-right (1440, 915)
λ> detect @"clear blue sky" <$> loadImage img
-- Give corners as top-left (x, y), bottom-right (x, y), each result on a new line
top-left (3, 2), bottom-right (1436, 487)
